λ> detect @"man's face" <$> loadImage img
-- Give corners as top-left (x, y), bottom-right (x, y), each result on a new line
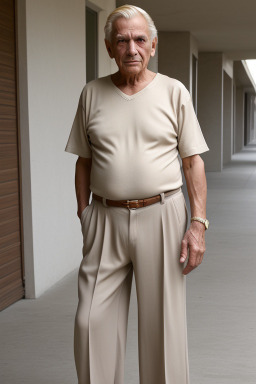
top-left (105, 14), bottom-right (157, 77)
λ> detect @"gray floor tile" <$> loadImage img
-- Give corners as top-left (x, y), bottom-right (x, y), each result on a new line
top-left (1, 146), bottom-right (256, 384)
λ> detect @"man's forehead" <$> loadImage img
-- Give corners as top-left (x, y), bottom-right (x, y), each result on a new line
top-left (112, 15), bottom-right (150, 38)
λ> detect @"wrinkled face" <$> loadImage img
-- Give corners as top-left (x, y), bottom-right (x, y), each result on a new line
top-left (105, 14), bottom-right (157, 77)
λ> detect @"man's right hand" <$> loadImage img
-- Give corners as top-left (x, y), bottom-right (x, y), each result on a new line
top-left (75, 156), bottom-right (92, 220)
top-left (77, 204), bottom-right (89, 220)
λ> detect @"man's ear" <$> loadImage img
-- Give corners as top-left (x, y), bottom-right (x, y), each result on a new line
top-left (105, 39), bottom-right (114, 58)
top-left (150, 37), bottom-right (157, 57)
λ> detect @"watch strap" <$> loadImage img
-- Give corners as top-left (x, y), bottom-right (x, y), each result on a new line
top-left (191, 216), bottom-right (209, 229)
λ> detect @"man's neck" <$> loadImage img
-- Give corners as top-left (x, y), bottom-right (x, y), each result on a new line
top-left (111, 70), bottom-right (156, 95)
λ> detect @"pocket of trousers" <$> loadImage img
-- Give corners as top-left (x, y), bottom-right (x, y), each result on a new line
top-left (181, 193), bottom-right (188, 228)
top-left (170, 193), bottom-right (188, 231)
top-left (80, 204), bottom-right (91, 226)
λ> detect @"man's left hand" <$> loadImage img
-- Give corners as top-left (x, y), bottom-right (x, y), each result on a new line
top-left (179, 221), bottom-right (206, 275)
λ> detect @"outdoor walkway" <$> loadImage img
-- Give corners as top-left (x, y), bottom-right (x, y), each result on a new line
top-left (0, 145), bottom-right (256, 384)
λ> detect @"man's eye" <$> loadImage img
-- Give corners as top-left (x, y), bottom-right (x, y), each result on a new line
top-left (118, 39), bottom-right (125, 43)
top-left (137, 38), bottom-right (145, 42)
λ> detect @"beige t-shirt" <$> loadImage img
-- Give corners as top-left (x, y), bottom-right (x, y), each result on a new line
top-left (65, 73), bottom-right (209, 200)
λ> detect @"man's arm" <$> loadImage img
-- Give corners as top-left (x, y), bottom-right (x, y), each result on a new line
top-left (75, 156), bottom-right (92, 219)
top-left (180, 154), bottom-right (207, 275)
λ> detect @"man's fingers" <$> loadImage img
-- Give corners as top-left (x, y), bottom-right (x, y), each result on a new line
top-left (180, 238), bottom-right (188, 263)
top-left (182, 248), bottom-right (204, 275)
top-left (182, 253), bottom-right (197, 275)
top-left (182, 264), bottom-right (195, 275)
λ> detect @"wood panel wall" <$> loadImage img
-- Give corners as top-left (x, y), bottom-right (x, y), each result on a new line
top-left (0, 0), bottom-right (24, 311)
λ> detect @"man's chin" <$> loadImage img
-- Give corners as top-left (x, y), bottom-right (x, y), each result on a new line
top-left (122, 64), bottom-right (144, 75)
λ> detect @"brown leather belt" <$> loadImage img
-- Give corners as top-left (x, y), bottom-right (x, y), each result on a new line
top-left (92, 188), bottom-right (181, 209)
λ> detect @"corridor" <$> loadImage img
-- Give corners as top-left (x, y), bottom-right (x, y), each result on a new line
top-left (0, 146), bottom-right (256, 384)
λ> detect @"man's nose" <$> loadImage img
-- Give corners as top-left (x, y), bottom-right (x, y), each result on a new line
top-left (127, 40), bottom-right (137, 56)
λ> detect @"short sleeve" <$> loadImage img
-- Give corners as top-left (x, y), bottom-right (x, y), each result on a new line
top-left (64, 89), bottom-right (92, 158)
top-left (177, 90), bottom-right (209, 158)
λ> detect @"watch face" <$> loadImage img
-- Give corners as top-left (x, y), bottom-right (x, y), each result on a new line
top-left (205, 219), bottom-right (209, 229)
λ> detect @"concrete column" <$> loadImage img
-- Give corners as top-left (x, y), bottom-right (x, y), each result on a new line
top-left (234, 86), bottom-right (244, 153)
top-left (158, 32), bottom-right (191, 90)
top-left (244, 92), bottom-right (256, 145)
top-left (247, 93), bottom-right (256, 143)
top-left (254, 96), bottom-right (256, 142)
top-left (245, 93), bottom-right (251, 145)
top-left (223, 71), bottom-right (233, 165)
top-left (232, 82), bottom-right (236, 153)
top-left (198, 53), bottom-right (223, 171)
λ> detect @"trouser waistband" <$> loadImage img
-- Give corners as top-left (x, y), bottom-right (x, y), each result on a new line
top-left (92, 188), bottom-right (181, 210)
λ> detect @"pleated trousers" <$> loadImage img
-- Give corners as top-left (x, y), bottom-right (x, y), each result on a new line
top-left (74, 188), bottom-right (189, 384)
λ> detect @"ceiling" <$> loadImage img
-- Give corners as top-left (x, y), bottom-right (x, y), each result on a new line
top-left (116, 0), bottom-right (256, 59)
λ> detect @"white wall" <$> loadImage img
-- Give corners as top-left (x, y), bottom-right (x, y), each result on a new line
top-left (223, 55), bottom-right (233, 79)
top-left (17, 0), bottom-right (83, 298)
top-left (148, 43), bottom-right (158, 73)
top-left (18, 0), bottom-right (116, 298)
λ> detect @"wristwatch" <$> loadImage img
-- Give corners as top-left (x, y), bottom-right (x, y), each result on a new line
top-left (191, 216), bottom-right (209, 230)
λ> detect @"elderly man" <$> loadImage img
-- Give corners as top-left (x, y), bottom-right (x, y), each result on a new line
top-left (65, 4), bottom-right (209, 384)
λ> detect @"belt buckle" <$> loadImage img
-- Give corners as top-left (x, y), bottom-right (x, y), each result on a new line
top-left (127, 199), bottom-right (139, 209)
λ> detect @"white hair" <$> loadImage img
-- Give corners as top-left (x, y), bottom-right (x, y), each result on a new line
top-left (104, 4), bottom-right (158, 42)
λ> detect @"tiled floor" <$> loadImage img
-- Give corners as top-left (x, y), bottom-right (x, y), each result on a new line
top-left (1, 145), bottom-right (256, 384)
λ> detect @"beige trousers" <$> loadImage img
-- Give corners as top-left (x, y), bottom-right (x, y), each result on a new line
top-left (74, 188), bottom-right (189, 384)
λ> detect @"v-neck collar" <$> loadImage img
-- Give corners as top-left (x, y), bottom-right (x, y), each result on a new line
top-left (108, 72), bottom-right (159, 101)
